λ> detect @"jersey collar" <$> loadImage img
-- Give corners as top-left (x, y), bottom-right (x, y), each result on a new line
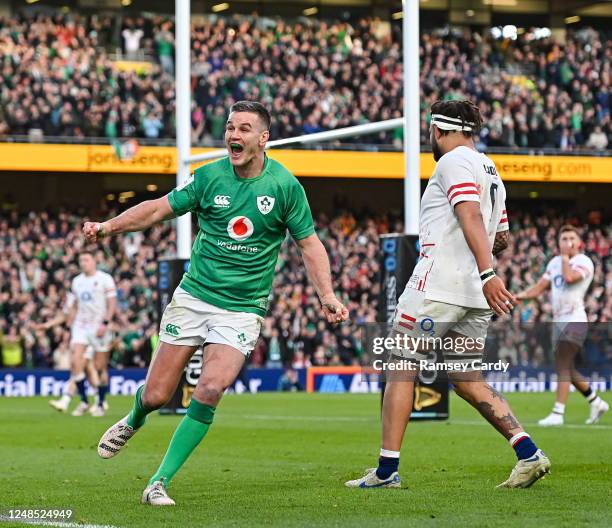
top-left (231, 154), bottom-right (269, 182)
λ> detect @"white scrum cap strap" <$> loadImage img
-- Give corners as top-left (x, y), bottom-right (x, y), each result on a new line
top-left (431, 113), bottom-right (475, 132)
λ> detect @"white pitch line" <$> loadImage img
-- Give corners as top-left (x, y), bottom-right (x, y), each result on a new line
top-left (229, 413), bottom-right (612, 429)
top-left (448, 419), bottom-right (612, 430)
top-left (231, 413), bottom-right (376, 422)
top-left (0, 517), bottom-right (119, 528)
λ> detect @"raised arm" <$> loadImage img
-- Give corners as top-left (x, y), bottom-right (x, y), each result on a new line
top-left (295, 233), bottom-right (348, 324)
top-left (561, 255), bottom-right (584, 284)
top-left (34, 296), bottom-right (76, 330)
top-left (83, 196), bottom-right (175, 242)
top-left (516, 276), bottom-right (551, 301)
top-left (34, 312), bottom-right (67, 331)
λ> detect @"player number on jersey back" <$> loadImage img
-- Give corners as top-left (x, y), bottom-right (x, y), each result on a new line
top-left (490, 182), bottom-right (498, 208)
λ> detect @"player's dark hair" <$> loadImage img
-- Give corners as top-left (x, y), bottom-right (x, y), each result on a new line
top-left (559, 224), bottom-right (580, 237)
top-left (230, 100), bottom-right (271, 131)
top-left (430, 100), bottom-right (483, 137)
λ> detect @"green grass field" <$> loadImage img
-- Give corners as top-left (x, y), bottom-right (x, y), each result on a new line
top-left (0, 392), bottom-right (610, 528)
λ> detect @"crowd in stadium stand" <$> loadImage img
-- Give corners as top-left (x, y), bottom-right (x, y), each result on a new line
top-left (0, 14), bottom-right (609, 150)
top-left (0, 208), bottom-right (174, 369)
top-left (0, 206), bottom-right (609, 370)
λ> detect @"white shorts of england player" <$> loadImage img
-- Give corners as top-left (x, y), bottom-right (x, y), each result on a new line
top-left (552, 320), bottom-right (588, 349)
top-left (391, 287), bottom-right (493, 371)
top-left (70, 326), bottom-right (114, 357)
top-left (159, 287), bottom-right (263, 356)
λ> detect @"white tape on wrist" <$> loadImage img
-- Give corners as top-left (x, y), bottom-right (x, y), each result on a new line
top-left (481, 274), bottom-right (496, 286)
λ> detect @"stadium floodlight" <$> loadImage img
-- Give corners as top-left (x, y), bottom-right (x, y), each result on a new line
top-left (212, 3), bottom-right (230, 13)
top-left (175, 0), bottom-right (421, 255)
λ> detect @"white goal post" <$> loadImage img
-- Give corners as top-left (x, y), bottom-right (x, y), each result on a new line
top-left (174, 0), bottom-right (420, 256)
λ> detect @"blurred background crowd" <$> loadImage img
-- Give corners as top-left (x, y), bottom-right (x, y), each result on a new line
top-left (0, 14), bottom-right (609, 151)
top-left (0, 205), bottom-right (609, 370)
top-left (0, 8), bottom-right (609, 373)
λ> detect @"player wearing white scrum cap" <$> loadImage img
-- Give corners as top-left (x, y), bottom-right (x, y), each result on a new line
top-left (346, 99), bottom-right (550, 491)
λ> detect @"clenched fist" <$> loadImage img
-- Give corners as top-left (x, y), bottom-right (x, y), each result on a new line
top-left (83, 221), bottom-right (110, 243)
top-left (320, 294), bottom-right (349, 324)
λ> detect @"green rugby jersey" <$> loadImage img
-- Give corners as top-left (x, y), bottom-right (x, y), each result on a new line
top-left (167, 155), bottom-right (315, 316)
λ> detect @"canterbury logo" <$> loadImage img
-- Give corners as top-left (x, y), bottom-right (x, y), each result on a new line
top-left (164, 323), bottom-right (181, 336)
top-left (214, 195), bottom-right (230, 207)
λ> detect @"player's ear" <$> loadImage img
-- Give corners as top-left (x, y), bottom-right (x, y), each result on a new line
top-left (260, 129), bottom-right (269, 146)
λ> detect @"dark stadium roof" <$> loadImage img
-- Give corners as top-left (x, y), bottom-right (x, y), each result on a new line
top-left (24, 0), bottom-right (612, 20)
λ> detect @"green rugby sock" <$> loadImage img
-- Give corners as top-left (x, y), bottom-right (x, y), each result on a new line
top-left (148, 398), bottom-right (216, 486)
top-left (127, 385), bottom-right (152, 429)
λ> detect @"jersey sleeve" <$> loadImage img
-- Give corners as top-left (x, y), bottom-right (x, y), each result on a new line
top-left (64, 292), bottom-right (76, 313)
top-left (104, 274), bottom-right (117, 298)
top-left (496, 207), bottom-right (509, 232)
top-left (543, 259), bottom-right (554, 281)
top-left (284, 181), bottom-right (315, 240)
top-left (571, 255), bottom-right (594, 280)
top-left (67, 279), bottom-right (78, 311)
top-left (167, 172), bottom-right (199, 216)
top-left (437, 153), bottom-right (480, 208)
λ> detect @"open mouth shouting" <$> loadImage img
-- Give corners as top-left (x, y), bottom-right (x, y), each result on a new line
top-left (228, 142), bottom-right (245, 161)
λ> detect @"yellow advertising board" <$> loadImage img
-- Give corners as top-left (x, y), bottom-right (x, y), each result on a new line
top-left (0, 143), bottom-right (609, 183)
top-left (0, 143), bottom-right (177, 174)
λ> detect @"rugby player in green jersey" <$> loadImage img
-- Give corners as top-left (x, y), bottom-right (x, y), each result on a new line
top-left (83, 101), bottom-right (348, 506)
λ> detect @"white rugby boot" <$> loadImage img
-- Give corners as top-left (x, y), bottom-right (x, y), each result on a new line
top-left (89, 405), bottom-right (106, 418)
top-left (97, 415), bottom-right (137, 458)
top-left (70, 401), bottom-right (90, 417)
top-left (586, 399), bottom-right (609, 425)
top-left (345, 468), bottom-right (401, 488)
top-left (497, 449), bottom-right (551, 488)
top-left (142, 480), bottom-right (176, 506)
top-left (538, 412), bottom-right (564, 426)
top-left (49, 396), bottom-right (70, 412)
top-left (93, 394), bottom-right (110, 411)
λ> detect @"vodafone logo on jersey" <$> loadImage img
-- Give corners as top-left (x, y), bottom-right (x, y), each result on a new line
top-left (227, 216), bottom-right (254, 241)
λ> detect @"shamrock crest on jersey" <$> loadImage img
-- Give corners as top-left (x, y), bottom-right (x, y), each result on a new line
top-left (257, 195), bottom-right (275, 215)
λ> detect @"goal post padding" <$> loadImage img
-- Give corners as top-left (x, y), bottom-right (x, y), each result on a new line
top-left (378, 234), bottom-right (449, 420)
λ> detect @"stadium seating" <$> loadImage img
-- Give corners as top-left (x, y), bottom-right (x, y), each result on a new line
top-left (0, 207), bottom-right (609, 369)
top-left (0, 14), bottom-right (609, 150)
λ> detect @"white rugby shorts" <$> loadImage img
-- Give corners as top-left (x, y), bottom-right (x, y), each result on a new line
top-left (552, 320), bottom-right (588, 349)
top-left (70, 325), bottom-right (114, 356)
top-left (390, 287), bottom-right (493, 370)
top-left (159, 287), bottom-right (263, 356)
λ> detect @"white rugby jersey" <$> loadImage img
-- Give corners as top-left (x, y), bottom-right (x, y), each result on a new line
top-left (68, 270), bottom-right (117, 328)
top-left (406, 146), bottom-right (508, 309)
top-left (543, 254), bottom-right (593, 321)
